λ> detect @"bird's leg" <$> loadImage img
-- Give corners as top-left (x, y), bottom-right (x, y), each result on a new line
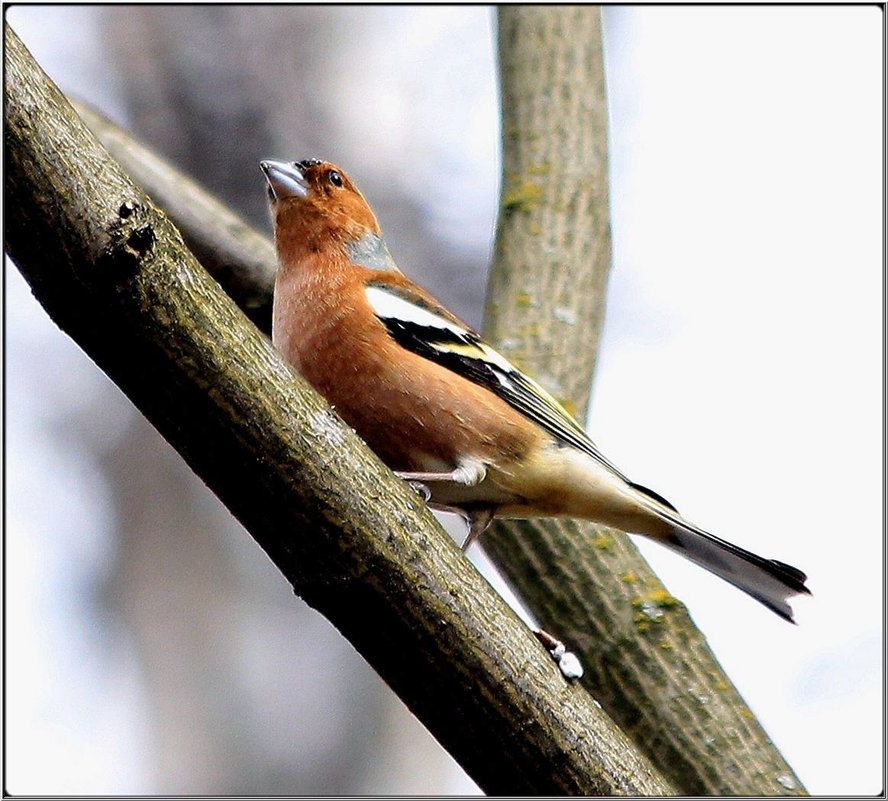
top-left (394, 460), bottom-right (487, 509)
top-left (461, 507), bottom-right (495, 551)
top-left (394, 460), bottom-right (487, 487)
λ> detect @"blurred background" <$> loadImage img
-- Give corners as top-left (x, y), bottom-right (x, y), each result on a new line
top-left (4, 6), bottom-right (882, 795)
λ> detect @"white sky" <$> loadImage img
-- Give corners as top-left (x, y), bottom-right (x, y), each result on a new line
top-left (5, 5), bottom-right (884, 795)
top-left (595, 9), bottom-right (883, 793)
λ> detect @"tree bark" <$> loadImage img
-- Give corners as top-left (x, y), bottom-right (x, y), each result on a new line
top-left (4, 23), bottom-right (673, 796)
top-left (480, 7), bottom-right (806, 796)
top-left (71, 100), bottom-right (276, 334)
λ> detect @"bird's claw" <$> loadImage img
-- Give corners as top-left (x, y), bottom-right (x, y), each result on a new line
top-left (404, 480), bottom-right (432, 502)
top-left (460, 507), bottom-right (496, 551)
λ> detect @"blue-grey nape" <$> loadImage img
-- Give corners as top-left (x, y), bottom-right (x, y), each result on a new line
top-left (346, 232), bottom-right (398, 272)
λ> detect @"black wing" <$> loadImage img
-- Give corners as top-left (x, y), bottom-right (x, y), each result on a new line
top-left (364, 282), bottom-right (676, 511)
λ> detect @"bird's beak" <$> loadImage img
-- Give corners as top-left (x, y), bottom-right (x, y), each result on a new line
top-left (260, 159), bottom-right (309, 201)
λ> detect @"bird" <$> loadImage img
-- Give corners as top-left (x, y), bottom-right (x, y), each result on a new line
top-left (260, 157), bottom-right (811, 623)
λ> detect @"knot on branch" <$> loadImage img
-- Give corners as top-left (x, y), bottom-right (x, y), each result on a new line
top-left (95, 197), bottom-right (156, 274)
top-left (117, 199), bottom-right (139, 219)
top-left (126, 222), bottom-right (156, 257)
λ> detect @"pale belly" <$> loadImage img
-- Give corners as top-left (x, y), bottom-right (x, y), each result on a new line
top-left (414, 442), bottom-right (664, 537)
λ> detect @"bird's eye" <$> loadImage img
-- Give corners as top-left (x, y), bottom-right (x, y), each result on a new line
top-left (328, 170), bottom-right (343, 188)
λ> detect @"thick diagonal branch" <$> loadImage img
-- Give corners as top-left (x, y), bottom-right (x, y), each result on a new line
top-left (4, 23), bottom-right (673, 796)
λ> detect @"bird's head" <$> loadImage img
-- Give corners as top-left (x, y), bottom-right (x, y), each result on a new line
top-left (260, 159), bottom-right (389, 265)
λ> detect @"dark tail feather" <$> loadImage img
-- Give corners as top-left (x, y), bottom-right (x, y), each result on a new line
top-left (663, 522), bottom-right (811, 622)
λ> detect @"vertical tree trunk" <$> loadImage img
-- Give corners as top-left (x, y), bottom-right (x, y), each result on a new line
top-left (481, 7), bottom-right (807, 796)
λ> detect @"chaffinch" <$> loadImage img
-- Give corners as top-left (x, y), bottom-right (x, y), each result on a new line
top-left (260, 158), bottom-right (810, 622)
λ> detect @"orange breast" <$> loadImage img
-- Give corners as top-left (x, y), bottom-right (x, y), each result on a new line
top-left (273, 262), bottom-right (543, 473)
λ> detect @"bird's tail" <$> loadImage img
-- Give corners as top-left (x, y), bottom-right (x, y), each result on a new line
top-left (653, 509), bottom-right (811, 622)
